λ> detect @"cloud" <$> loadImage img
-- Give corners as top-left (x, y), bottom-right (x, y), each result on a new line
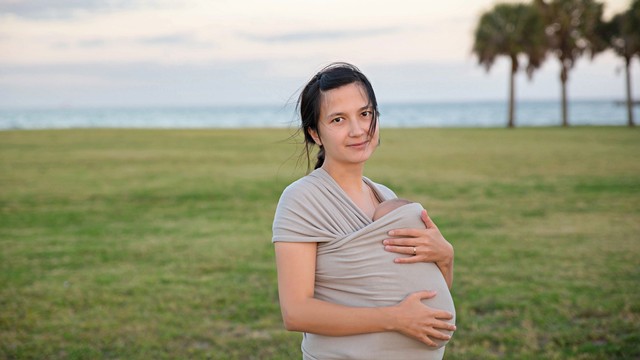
top-left (0, 0), bottom-right (137, 19)
top-left (0, 60), bottom-right (301, 107)
top-left (243, 27), bottom-right (401, 43)
top-left (77, 38), bottom-right (108, 48)
top-left (45, 33), bottom-right (214, 52)
top-left (136, 32), bottom-right (199, 45)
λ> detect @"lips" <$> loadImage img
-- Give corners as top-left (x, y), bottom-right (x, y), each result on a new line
top-left (347, 140), bottom-right (370, 147)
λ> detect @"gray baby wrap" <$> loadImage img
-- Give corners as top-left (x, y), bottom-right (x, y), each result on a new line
top-left (273, 168), bottom-right (455, 360)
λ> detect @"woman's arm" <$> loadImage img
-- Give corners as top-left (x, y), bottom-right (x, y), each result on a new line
top-left (275, 241), bottom-right (455, 346)
top-left (383, 210), bottom-right (454, 289)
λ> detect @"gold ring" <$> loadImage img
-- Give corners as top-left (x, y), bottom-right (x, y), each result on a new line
top-left (412, 247), bottom-right (417, 256)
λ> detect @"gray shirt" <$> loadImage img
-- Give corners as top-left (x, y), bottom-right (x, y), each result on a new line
top-left (273, 168), bottom-right (455, 360)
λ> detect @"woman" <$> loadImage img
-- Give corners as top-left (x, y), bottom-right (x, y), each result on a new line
top-left (272, 63), bottom-right (455, 359)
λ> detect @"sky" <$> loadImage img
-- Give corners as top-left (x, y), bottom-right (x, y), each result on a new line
top-left (0, 0), bottom-right (637, 108)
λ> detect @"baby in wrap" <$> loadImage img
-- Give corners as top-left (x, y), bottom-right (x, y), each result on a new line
top-left (309, 198), bottom-right (456, 358)
top-left (372, 198), bottom-right (415, 221)
top-left (372, 198), bottom-right (455, 347)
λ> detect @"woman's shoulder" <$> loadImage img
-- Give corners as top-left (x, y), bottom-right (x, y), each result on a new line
top-left (279, 171), bottom-right (321, 200)
top-left (275, 170), bottom-right (329, 214)
top-left (272, 171), bottom-right (336, 243)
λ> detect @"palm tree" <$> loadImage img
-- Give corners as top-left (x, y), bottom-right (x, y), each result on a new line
top-left (602, 0), bottom-right (640, 127)
top-left (535, 0), bottom-right (606, 127)
top-left (472, 3), bottom-right (546, 128)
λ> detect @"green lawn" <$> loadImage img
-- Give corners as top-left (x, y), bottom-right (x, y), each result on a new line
top-left (1, 127), bottom-right (638, 359)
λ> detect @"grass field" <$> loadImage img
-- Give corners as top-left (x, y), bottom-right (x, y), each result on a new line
top-left (1, 127), bottom-right (639, 359)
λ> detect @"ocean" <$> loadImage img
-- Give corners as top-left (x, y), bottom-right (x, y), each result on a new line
top-left (0, 99), bottom-right (635, 130)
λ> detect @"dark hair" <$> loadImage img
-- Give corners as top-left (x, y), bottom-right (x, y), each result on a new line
top-left (297, 62), bottom-right (379, 171)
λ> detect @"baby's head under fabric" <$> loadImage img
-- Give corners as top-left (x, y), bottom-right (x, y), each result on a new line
top-left (372, 198), bottom-right (414, 221)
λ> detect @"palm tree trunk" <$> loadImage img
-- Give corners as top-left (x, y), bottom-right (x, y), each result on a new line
top-left (508, 59), bottom-right (516, 128)
top-left (625, 57), bottom-right (635, 127)
top-left (560, 63), bottom-right (569, 127)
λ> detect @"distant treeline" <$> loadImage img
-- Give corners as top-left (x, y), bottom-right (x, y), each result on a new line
top-left (473, 0), bottom-right (639, 127)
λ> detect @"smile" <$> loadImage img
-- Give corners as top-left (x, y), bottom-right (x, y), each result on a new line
top-left (347, 140), bottom-right (370, 148)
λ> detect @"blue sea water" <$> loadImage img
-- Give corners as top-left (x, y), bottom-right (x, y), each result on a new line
top-left (0, 99), bottom-right (635, 130)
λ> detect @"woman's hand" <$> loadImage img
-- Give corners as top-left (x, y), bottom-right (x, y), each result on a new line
top-left (389, 290), bottom-right (456, 347)
top-left (383, 209), bottom-right (454, 287)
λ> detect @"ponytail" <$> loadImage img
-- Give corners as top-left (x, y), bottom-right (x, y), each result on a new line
top-left (314, 146), bottom-right (325, 169)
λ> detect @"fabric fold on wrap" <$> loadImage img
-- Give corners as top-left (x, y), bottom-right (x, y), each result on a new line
top-left (273, 168), bottom-right (455, 360)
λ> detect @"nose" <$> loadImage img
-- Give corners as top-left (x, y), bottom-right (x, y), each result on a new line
top-left (348, 118), bottom-right (365, 137)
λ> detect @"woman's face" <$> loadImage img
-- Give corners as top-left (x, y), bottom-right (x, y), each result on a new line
top-left (309, 82), bottom-right (379, 169)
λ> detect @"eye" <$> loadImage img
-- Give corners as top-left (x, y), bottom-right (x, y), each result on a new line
top-left (331, 117), bottom-right (344, 123)
top-left (361, 110), bottom-right (373, 117)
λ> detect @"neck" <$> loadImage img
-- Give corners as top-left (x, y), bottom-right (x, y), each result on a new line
top-left (321, 161), bottom-right (365, 192)
top-left (321, 160), bottom-right (378, 218)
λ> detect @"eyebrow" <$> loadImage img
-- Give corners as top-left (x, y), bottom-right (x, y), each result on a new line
top-left (325, 105), bottom-right (372, 120)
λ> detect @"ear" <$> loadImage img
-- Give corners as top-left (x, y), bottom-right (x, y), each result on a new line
top-left (308, 128), bottom-right (322, 146)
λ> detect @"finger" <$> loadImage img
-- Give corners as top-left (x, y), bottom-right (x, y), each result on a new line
top-left (387, 228), bottom-right (424, 238)
top-left (442, 323), bottom-right (457, 332)
top-left (394, 255), bottom-right (421, 264)
top-left (418, 334), bottom-right (439, 347)
top-left (407, 290), bottom-right (437, 302)
top-left (432, 319), bottom-right (456, 332)
top-left (434, 311), bottom-right (454, 320)
top-left (421, 209), bottom-right (437, 229)
top-left (413, 290), bottom-right (437, 300)
top-left (427, 329), bottom-right (452, 341)
top-left (383, 237), bottom-right (413, 246)
top-left (384, 245), bottom-right (415, 256)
